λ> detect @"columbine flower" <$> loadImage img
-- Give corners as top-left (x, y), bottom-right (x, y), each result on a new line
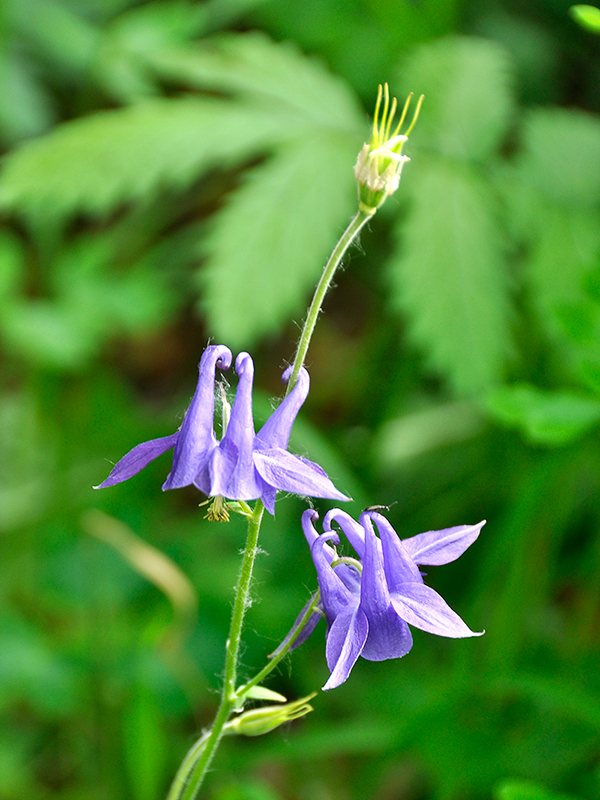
top-left (354, 83), bottom-right (423, 214)
top-left (94, 344), bottom-right (350, 515)
top-left (295, 509), bottom-right (484, 690)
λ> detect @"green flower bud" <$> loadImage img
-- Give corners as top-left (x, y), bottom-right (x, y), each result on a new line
top-left (227, 693), bottom-right (317, 737)
top-left (354, 84), bottom-right (423, 214)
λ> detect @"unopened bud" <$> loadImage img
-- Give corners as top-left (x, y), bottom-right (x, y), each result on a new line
top-left (227, 693), bottom-right (317, 737)
top-left (355, 84), bottom-right (423, 214)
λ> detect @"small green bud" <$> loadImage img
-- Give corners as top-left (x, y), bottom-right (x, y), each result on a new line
top-left (227, 693), bottom-right (317, 737)
top-left (354, 83), bottom-right (423, 214)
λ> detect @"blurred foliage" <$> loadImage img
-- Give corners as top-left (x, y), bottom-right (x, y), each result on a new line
top-left (1, 0), bottom-right (600, 799)
top-left (570, 4), bottom-right (600, 33)
top-left (494, 781), bottom-right (584, 800)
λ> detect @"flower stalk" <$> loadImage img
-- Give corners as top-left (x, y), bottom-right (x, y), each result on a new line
top-left (165, 82), bottom-right (424, 799)
top-left (166, 507), bottom-right (322, 800)
top-left (167, 500), bottom-right (265, 800)
top-left (287, 85), bottom-right (422, 392)
top-left (286, 208), bottom-right (371, 394)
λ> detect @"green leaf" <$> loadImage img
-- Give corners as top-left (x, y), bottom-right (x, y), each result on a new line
top-left (8, 0), bottom-right (99, 77)
top-left (486, 383), bottom-right (600, 445)
top-left (207, 0), bottom-right (274, 30)
top-left (522, 204), bottom-right (600, 340)
top-left (516, 107), bottom-right (600, 209)
top-left (570, 4), bottom-right (600, 33)
top-left (149, 31), bottom-right (364, 132)
top-left (107, 0), bottom-right (207, 52)
top-left (247, 0), bottom-right (456, 95)
top-left (0, 95), bottom-right (301, 220)
top-left (395, 36), bottom-right (515, 161)
top-left (388, 156), bottom-right (513, 394)
top-left (92, 0), bottom-right (208, 103)
top-left (0, 225), bottom-right (186, 371)
top-left (53, 234), bottom-right (181, 336)
top-left (200, 129), bottom-right (358, 347)
top-left (0, 50), bottom-right (57, 144)
top-left (556, 298), bottom-right (600, 349)
top-left (578, 356), bottom-right (600, 393)
top-left (1, 299), bottom-right (103, 370)
top-left (495, 778), bottom-right (583, 800)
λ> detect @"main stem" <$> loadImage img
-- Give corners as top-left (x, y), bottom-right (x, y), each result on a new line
top-left (168, 206), bottom-right (372, 800)
top-left (286, 208), bottom-right (372, 394)
top-left (167, 501), bottom-right (265, 800)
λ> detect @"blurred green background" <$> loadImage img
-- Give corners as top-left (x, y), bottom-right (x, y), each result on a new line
top-left (1, 0), bottom-right (600, 798)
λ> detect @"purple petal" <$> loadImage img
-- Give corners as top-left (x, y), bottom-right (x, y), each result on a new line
top-left (358, 516), bottom-right (413, 660)
top-left (304, 509), bottom-right (362, 596)
top-left (270, 593), bottom-right (324, 657)
top-left (371, 513), bottom-right (424, 590)
top-left (311, 533), bottom-right (357, 621)
top-left (336, 563), bottom-right (362, 594)
top-left (302, 510), bottom-right (361, 591)
top-left (302, 509), bottom-right (322, 549)
top-left (324, 509), bottom-right (366, 558)
top-left (390, 583), bottom-right (484, 638)
top-left (192, 467), bottom-right (210, 496)
top-left (256, 366), bottom-right (310, 449)
top-left (360, 515), bottom-right (390, 610)
top-left (206, 437), bottom-right (238, 497)
top-left (361, 609), bottom-right (413, 661)
top-left (218, 353), bottom-right (262, 500)
top-left (259, 481), bottom-right (277, 515)
top-left (402, 521), bottom-right (485, 565)
top-left (94, 433), bottom-right (179, 488)
top-left (323, 608), bottom-right (368, 690)
top-left (253, 448), bottom-right (350, 502)
top-left (164, 345), bottom-right (231, 489)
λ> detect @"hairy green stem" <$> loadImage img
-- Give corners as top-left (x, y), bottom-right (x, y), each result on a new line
top-left (167, 204), bottom-right (375, 800)
top-left (286, 208), bottom-right (372, 394)
top-left (166, 500), bottom-right (265, 800)
top-left (236, 591), bottom-right (322, 701)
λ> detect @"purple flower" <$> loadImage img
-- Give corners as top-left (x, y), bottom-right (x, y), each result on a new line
top-left (298, 509), bottom-right (484, 690)
top-left (94, 345), bottom-right (350, 515)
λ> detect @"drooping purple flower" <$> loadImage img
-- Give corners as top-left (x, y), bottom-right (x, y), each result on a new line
top-left (294, 509), bottom-right (484, 690)
top-left (94, 345), bottom-right (350, 515)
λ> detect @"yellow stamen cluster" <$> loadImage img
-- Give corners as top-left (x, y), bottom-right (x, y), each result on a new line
top-left (204, 495), bottom-right (230, 522)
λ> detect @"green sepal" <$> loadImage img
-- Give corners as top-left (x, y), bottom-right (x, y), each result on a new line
top-left (243, 686), bottom-right (287, 703)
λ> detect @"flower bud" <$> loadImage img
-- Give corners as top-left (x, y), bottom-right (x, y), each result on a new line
top-left (227, 693), bottom-right (317, 737)
top-left (355, 84), bottom-right (423, 214)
